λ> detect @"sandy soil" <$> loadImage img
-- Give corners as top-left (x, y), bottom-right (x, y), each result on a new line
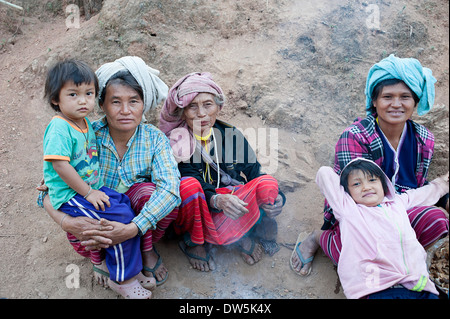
top-left (0, 0), bottom-right (448, 300)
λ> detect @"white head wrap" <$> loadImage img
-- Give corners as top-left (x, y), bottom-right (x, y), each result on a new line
top-left (96, 56), bottom-right (168, 115)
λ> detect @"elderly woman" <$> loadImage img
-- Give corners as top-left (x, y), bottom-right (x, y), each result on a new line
top-left (40, 56), bottom-right (181, 288)
top-left (159, 72), bottom-right (285, 271)
top-left (291, 55), bottom-right (449, 279)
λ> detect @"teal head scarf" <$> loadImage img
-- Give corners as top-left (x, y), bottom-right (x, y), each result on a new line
top-left (365, 54), bottom-right (436, 116)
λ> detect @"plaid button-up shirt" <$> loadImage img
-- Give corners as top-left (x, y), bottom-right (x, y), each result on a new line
top-left (93, 117), bottom-right (181, 235)
top-left (322, 113), bottom-right (434, 229)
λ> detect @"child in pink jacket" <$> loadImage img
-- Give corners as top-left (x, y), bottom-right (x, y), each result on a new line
top-left (316, 158), bottom-right (448, 299)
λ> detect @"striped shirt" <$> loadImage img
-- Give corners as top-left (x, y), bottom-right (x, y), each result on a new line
top-left (93, 117), bottom-right (181, 235)
top-left (322, 113), bottom-right (434, 229)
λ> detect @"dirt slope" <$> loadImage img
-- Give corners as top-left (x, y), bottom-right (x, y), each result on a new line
top-left (0, 0), bottom-right (448, 299)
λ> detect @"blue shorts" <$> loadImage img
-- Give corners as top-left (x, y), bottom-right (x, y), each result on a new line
top-left (366, 287), bottom-right (439, 299)
top-left (60, 187), bottom-right (142, 282)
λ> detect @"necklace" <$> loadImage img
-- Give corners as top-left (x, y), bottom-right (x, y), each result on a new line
top-left (63, 115), bottom-right (89, 152)
top-left (194, 128), bottom-right (220, 188)
top-left (195, 129), bottom-right (213, 184)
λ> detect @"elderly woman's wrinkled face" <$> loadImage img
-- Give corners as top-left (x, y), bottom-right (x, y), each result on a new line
top-left (182, 93), bottom-right (219, 136)
top-left (373, 82), bottom-right (415, 128)
top-left (100, 82), bottom-right (144, 135)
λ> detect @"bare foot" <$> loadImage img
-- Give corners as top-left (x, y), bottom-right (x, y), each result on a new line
top-left (290, 230), bottom-right (321, 276)
top-left (93, 261), bottom-right (109, 288)
top-left (142, 249), bottom-right (168, 284)
top-left (238, 237), bottom-right (263, 265)
top-left (179, 242), bottom-right (216, 272)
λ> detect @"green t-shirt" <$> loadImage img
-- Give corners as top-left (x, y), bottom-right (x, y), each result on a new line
top-left (43, 116), bottom-right (103, 209)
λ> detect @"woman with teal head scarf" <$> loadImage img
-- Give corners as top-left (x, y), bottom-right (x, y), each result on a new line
top-left (365, 54), bottom-right (436, 116)
top-left (290, 55), bottom-right (449, 281)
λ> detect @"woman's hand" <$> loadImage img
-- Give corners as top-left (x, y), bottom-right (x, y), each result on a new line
top-left (64, 217), bottom-right (114, 250)
top-left (81, 220), bottom-right (139, 247)
top-left (42, 195), bottom-right (114, 250)
top-left (215, 194), bottom-right (249, 220)
top-left (260, 194), bottom-right (283, 218)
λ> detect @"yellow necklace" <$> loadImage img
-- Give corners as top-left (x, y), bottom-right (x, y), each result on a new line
top-left (195, 129), bottom-right (213, 184)
top-left (194, 128), bottom-right (212, 143)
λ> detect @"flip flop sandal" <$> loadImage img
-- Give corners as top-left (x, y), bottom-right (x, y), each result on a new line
top-left (92, 264), bottom-right (110, 287)
top-left (290, 232), bottom-right (314, 277)
top-left (142, 247), bottom-right (168, 286)
top-left (93, 264), bottom-right (156, 290)
top-left (107, 278), bottom-right (152, 299)
top-left (178, 240), bottom-right (214, 269)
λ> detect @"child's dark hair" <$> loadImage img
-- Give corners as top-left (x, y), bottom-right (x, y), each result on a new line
top-left (340, 159), bottom-right (389, 195)
top-left (99, 70), bottom-right (143, 106)
top-left (44, 59), bottom-right (99, 112)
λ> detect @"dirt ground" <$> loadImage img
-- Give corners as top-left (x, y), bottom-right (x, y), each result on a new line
top-left (0, 0), bottom-right (448, 300)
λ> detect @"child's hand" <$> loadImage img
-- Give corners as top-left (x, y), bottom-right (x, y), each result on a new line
top-left (440, 172), bottom-right (449, 184)
top-left (86, 189), bottom-right (111, 211)
top-left (433, 172), bottom-right (449, 195)
top-left (36, 177), bottom-right (48, 191)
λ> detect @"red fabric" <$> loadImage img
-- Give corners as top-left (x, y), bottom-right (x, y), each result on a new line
top-left (174, 175), bottom-right (279, 245)
top-left (125, 182), bottom-right (179, 252)
top-left (66, 232), bottom-right (104, 264)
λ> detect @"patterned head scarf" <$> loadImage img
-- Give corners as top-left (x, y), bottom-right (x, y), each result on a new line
top-left (159, 72), bottom-right (224, 162)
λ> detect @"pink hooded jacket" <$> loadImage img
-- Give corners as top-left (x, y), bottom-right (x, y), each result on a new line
top-left (316, 159), bottom-right (447, 299)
